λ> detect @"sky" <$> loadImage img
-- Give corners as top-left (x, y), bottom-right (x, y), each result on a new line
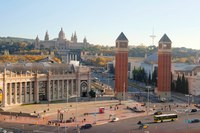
top-left (0, 0), bottom-right (200, 49)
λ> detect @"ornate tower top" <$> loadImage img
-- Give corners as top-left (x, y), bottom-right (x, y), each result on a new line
top-left (83, 36), bottom-right (87, 44)
top-left (115, 32), bottom-right (128, 51)
top-left (44, 31), bottom-right (49, 41)
top-left (116, 32), bottom-right (128, 42)
top-left (158, 34), bottom-right (172, 50)
top-left (36, 35), bottom-right (39, 43)
top-left (71, 33), bottom-right (74, 41)
top-left (73, 31), bottom-right (77, 43)
top-left (58, 28), bottom-right (65, 40)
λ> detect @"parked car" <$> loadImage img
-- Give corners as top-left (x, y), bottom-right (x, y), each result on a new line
top-left (132, 107), bottom-right (145, 113)
top-left (189, 119), bottom-right (200, 123)
top-left (111, 117), bottom-right (119, 122)
top-left (191, 109), bottom-right (197, 112)
top-left (141, 103), bottom-right (146, 106)
top-left (194, 104), bottom-right (200, 108)
top-left (80, 124), bottom-right (92, 130)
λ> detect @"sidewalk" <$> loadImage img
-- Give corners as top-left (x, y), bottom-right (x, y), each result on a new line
top-left (0, 100), bottom-right (152, 128)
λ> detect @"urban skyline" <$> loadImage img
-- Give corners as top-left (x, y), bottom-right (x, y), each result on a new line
top-left (0, 0), bottom-right (200, 49)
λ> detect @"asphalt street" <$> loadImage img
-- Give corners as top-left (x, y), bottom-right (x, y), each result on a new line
top-left (78, 112), bottom-right (200, 133)
top-left (0, 111), bottom-right (199, 133)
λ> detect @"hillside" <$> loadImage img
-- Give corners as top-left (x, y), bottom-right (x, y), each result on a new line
top-left (0, 37), bottom-right (34, 43)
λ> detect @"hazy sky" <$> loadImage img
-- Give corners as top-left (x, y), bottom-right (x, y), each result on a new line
top-left (0, 0), bottom-right (200, 49)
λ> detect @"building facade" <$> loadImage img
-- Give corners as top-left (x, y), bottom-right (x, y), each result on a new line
top-left (34, 28), bottom-right (90, 63)
top-left (115, 32), bottom-right (128, 100)
top-left (173, 64), bottom-right (200, 96)
top-left (157, 34), bottom-right (172, 100)
top-left (0, 62), bottom-right (91, 107)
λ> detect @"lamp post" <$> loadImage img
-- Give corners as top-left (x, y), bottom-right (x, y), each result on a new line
top-left (185, 94), bottom-right (192, 132)
top-left (65, 109), bottom-right (69, 133)
top-left (76, 89), bottom-right (80, 133)
top-left (123, 82), bottom-right (125, 101)
top-left (146, 86), bottom-right (151, 115)
top-left (185, 94), bottom-right (192, 109)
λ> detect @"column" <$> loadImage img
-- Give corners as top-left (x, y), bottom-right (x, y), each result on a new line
top-left (9, 83), bottom-right (12, 105)
top-left (14, 83), bottom-right (17, 104)
top-left (75, 55), bottom-right (77, 61)
top-left (77, 74), bottom-right (81, 97)
top-left (88, 72), bottom-right (91, 94)
top-left (67, 80), bottom-right (69, 103)
top-left (2, 82), bottom-right (7, 107)
top-left (57, 80), bottom-right (59, 100)
top-left (62, 80), bottom-right (64, 99)
top-left (24, 82), bottom-right (27, 103)
top-left (19, 82), bottom-right (22, 104)
top-left (66, 54), bottom-right (68, 64)
top-left (71, 79), bottom-right (74, 95)
top-left (52, 80), bottom-right (55, 100)
top-left (47, 77), bottom-right (51, 102)
top-left (69, 54), bottom-right (71, 62)
top-left (29, 82), bottom-right (32, 103)
top-left (34, 81), bottom-right (39, 103)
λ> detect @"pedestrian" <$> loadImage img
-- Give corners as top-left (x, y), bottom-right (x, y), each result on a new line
top-left (84, 118), bottom-right (86, 122)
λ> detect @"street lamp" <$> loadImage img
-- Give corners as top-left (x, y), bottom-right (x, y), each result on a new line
top-left (64, 109), bottom-right (69, 133)
top-left (76, 89), bottom-right (80, 133)
top-left (185, 94), bottom-right (192, 132)
top-left (146, 86), bottom-right (151, 115)
top-left (185, 94), bottom-right (192, 109)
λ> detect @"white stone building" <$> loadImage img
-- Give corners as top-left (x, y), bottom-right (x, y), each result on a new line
top-left (0, 62), bottom-right (91, 107)
top-left (173, 64), bottom-right (200, 96)
top-left (35, 28), bottom-right (91, 63)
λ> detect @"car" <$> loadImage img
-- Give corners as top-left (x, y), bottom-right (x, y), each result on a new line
top-left (111, 117), bottom-right (119, 122)
top-left (189, 119), bottom-right (200, 123)
top-left (80, 124), bottom-right (92, 130)
top-left (141, 103), bottom-right (146, 106)
top-left (132, 107), bottom-right (145, 113)
top-left (160, 98), bottom-right (167, 102)
top-left (154, 111), bottom-right (162, 115)
top-left (191, 109), bottom-right (197, 112)
top-left (194, 104), bottom-right (200, 108)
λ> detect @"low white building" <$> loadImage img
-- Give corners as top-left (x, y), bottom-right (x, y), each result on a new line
top-left (173, 64), bottom-right (200, 96)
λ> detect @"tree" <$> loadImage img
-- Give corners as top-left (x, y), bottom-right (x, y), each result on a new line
top-left (147, 72), bottom-right (151, 85)
top-left (185, 79), bottom-right (189, 94)
top-left (176, 74), bottom-right (181, 92)
top-left (89, 90), bottom-right (96, 98)
top-left (152, 68), bottom-right (157, 86)
top-left (181, 74), bottom-right (186, 94)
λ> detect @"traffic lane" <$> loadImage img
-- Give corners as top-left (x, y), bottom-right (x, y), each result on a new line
top-left (0, 112), bottom-right (199, 133)
top-left (80, 112), bottom-right (200, 133)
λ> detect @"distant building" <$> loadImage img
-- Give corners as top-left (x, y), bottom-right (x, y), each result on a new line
top-left (0, 60), bottom-right (91, 107)
top-left (34, 28), bottom-right (91, 63)
top-left (115, 32), bottom-right (128, 100)
top-left (173, 63), bottom-right (200, 96)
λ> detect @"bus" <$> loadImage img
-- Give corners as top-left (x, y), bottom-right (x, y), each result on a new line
top-left (154, 113), bottom-right (178, 123)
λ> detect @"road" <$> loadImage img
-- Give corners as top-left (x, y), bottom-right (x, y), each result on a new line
top-left (0, 110), bottom-right (199, 133)
top-left (78, 112), bottom-right (200, 133)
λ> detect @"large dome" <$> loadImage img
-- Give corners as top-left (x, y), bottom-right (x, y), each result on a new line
top-left (58, 28), bottom-right (65, 40)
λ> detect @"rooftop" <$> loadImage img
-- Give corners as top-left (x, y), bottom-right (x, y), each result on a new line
top-left (159, 34), bottom-right (172, 43)
top-left (116, 32), bottom-right (128, 41)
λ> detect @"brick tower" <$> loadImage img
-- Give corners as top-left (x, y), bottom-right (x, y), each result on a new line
top-left (157, 34), bottom-right (172, 100)
top-left (115, 32), bottom-right (128, 100)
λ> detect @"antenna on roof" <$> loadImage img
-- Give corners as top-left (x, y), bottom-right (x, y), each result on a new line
top-left (150, 27), bottom-right (156, 45)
